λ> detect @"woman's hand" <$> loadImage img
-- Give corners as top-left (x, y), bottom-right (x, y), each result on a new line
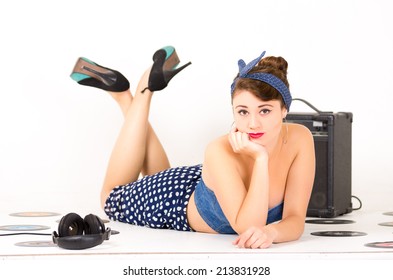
top-left (228, 127), bottom-right (268, 160)
top-left (233, 225), bottom-right (277, 249)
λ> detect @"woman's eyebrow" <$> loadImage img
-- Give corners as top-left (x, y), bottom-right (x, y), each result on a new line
top-left (235, 105), bottom-right (248, 109)
top-left (235, 103), bottom-right (274, 109)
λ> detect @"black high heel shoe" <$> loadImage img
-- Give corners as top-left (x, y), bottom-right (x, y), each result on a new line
top-left (142, 46), bottom-right (191, 93)
top-left (70, 57), bottom-right (130, 92)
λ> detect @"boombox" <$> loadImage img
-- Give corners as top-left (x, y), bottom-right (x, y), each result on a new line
top-left (287, 99), bottom-right (353, 218)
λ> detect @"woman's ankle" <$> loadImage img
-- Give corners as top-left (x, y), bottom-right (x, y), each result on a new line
top-left (108, 90), bottom-right (133, 116)
top-left (137, 67), bottom-right (152, 94)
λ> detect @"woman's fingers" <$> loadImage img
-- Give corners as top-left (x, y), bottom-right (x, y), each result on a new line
top-left (233, 227), bottom-right (273, 249)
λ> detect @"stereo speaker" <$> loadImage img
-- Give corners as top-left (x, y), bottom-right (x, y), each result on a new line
top-left (287, 99), bottom-right (353, 218)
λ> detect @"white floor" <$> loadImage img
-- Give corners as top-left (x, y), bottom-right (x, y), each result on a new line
top-left (1, 210), bottom-right (393, 258)
top-left (1, 192), bottom-right (393, 279)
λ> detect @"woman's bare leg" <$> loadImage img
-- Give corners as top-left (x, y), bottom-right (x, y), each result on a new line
top-left (108, 90), bottom-right (170, 176)
top-left (101, 68), bottom-right (170, 207)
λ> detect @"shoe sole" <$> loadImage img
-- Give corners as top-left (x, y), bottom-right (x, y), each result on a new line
top-left (71, 58), bottom-right (116, 86)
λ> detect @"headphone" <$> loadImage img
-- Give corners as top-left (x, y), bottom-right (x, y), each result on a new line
top-left (52, 213), bottom-right (111, 250)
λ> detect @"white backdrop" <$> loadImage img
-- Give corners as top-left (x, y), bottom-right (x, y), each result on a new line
top-left (0, 0), bottom-right (392, 215)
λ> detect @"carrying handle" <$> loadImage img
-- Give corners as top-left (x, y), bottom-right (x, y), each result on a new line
top-left (292, 98), bottom-right (333, 114)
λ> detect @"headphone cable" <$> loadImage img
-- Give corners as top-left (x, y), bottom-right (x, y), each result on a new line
top-left (0, 230), bottom-right (119, 237)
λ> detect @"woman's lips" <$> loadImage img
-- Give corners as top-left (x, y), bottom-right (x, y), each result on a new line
top-left (249, 132), bottom-right (265, 139)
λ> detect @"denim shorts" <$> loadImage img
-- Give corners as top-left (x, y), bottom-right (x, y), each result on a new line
top-left (194, 178), bottom-right (283, 234)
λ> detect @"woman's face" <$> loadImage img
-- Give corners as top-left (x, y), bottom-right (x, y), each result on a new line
top-left (232, 90), bottom-right (287, 147)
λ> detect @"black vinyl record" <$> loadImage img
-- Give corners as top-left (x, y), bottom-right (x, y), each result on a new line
top-left (56, 218), bottom-right (110, 223)
top-left (365, 241), bottom-right (393, 249)
top-left (378, 222), bottom-right (393, 227)
top-left (306, 219), bottom-right (355, 225)
top-left (311, 231), bottom-right (367, 237)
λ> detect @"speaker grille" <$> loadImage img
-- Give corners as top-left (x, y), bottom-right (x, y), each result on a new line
top-left (308, 134), bottom-right (328, 210)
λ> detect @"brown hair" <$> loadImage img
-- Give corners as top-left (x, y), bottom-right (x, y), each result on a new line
top-left (232, 56), bottom-right (289, 108)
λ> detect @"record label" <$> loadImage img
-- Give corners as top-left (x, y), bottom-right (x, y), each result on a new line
top-left (306, 219), bottom-right (355, 225)
top-left (311, 231), bottom-right (367, 237)
top-left (10, 211), bottom-right (60, 217)
top-left (15, 241), bottom-right (57, 247)
top-left (365, 241), bottom-right (393, 249)
top-left (0, 225), bottom-right (50, 231)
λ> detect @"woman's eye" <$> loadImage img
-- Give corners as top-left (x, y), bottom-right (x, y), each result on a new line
top-left (260, 109), bottom-right (271, 115)
top-left (238, 110), bottom-right (248, 116)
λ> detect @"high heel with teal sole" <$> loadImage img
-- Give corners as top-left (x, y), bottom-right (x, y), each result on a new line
top-left (70, 57), bottom-right (130, 92)
top-left (142, 46), bottom-right (191, 93)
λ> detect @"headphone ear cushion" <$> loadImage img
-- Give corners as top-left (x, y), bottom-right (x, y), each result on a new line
top-left (58, 213), bottom-right (85, 237)
top-left (84, 214), bottom-right (105, 235)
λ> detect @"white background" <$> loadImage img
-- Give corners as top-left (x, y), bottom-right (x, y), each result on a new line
top-left (0, 0), bottom-right (392, 215)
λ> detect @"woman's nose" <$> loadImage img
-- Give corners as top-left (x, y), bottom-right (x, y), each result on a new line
top-left (248, 115), bottom-right (261, 130)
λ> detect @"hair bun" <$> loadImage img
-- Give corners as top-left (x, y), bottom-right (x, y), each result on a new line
top-left (258, 56), bottom-right (288, 76)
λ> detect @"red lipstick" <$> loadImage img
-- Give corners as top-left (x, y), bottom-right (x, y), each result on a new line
top-left (249, 133), bottom-right (264, 139)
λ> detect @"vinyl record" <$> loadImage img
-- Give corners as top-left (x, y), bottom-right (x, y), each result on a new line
top-left (56, 218), bottom-right (109, 223)
top-left (383, 212), bottom-right (393, 216)
top-left (0, 225), bottom-right (50, 231)
top-left (306, 219), bottom-right (355, 225)
top-left (365, 241), bottom-right (393, 249)
top-left (10, 211), bottom-right (60, 217)
top-left (311, 231), bottom-right (367, 237)
top-left (15, 241), bottom-right (57, 247)
top-left (378, 222), bottom-right (393, 227)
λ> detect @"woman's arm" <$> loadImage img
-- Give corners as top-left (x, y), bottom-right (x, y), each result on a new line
top-left (203, 130), bottom-right (272, 234)
top-left (272, 126), bottom-right (315, 242)
top-left (233, 125), bottom-right (316, 248)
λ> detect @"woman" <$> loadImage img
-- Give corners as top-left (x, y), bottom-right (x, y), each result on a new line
top-left (70, 46), bottom-right (315, 249)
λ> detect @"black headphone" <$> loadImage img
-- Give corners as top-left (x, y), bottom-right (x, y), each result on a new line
top-left (52, 213), bottom-right (111, 250)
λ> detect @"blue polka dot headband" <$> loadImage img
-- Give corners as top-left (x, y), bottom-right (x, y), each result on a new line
top-left (230, 51), bottom-right (292, 110)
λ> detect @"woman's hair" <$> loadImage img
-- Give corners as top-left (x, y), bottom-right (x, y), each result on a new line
top-left (232, 56), bottom-right (289, 108)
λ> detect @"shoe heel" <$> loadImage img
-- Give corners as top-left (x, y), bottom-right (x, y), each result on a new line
top-left (163, 61), bottom-right (192, 85)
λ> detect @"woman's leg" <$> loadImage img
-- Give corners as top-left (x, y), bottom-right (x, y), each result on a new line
top-left (101, 68), bottom-right (170, 207)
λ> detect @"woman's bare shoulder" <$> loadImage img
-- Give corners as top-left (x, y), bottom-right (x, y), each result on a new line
top-left (204, 135), bottom-right (236, 164)
top-left (206, 135), bottom-right (230, 152)
top-left (287, 123), bottom-right (314, 143)
top-left (288, 122), bottom-right (311, 134)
